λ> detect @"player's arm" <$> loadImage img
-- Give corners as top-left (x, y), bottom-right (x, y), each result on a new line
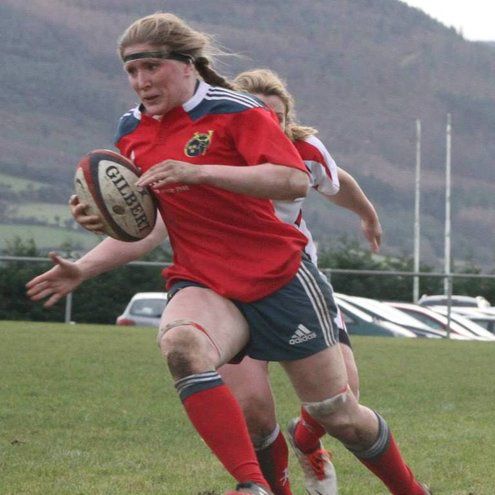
top-left (305, 136), bottom-right (381, 253)
top-left (26, 218), bottom-right (168, 308)
top-left (75, 216), bottom-right (167, 278)
top-left (329, 168), bottom-right (382, 253)
top-left (136, 161), bottom-right (309, 200)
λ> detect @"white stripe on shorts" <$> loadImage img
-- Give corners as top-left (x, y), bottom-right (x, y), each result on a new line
top-left (296, 263), bottom-right (337, 346)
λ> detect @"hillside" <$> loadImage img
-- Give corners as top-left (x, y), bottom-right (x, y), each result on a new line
top-left (1, 0), bottom-right (494, 267)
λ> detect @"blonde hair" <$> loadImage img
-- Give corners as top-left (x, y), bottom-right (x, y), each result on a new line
top-left (234, 68), bottom-right (317, 141)
top-left (118, 12), bottom-right (235, 89)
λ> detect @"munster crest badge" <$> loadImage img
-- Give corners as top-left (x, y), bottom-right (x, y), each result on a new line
top-left (184, 130), bottom-right (214, 157)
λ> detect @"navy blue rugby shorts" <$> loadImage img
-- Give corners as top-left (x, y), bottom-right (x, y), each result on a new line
top-left (168, 256), bottom-right (341, 362)
top-left (317, 270), bottom-right (352, 348)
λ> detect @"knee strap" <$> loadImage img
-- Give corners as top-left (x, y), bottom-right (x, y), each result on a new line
top-left (156, 319), bottom-right (221, 357)
top-left (302, 385), bottom-right (352, 421)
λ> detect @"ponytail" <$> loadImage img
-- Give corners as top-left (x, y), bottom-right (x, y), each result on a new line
top-left (194, 56), bottom-right (236, 90)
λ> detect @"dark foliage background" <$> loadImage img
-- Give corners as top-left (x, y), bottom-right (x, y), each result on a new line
top-left (2, 238), bottom-right (494, 324)
top-left (0, 239), bottom-right (169, 324)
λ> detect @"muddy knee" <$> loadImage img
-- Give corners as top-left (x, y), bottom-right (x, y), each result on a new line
top-left (303, 386), bottom-right (356, 435)
top-left (157, 320), bottom-right (220, 378)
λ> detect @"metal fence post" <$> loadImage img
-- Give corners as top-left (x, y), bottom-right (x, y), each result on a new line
top-left (446, 274), bottom-right (453, 339)
top-left (64, 292), bottom-right (73, 324)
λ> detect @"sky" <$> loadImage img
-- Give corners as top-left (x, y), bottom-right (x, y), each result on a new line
top-left (400, 0), bottom-right (495, 41)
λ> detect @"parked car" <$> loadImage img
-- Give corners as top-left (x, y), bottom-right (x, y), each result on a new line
top-left (116, 292), bottom-right (167, 327)
top-left (386, 302), bottom-right (478, 340)
top-left (458, 309), bottom-right (495, 334)
top-left (418, 294), bottom-right (491, 310)
top-left (335, 294), bottom-right (445, 338)
top-left (335, 298), bottom-right (417, 338)
top-left (429, 307), bottom-right (495, 341)
top-left (436, 304), bottom-right (495, 321)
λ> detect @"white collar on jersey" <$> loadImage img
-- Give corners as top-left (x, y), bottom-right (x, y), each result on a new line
top-left (183, 80), bottom-right (210, 113)
top-left (133, 80), bottom-right (210, 120)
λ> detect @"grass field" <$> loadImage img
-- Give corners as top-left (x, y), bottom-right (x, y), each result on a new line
top-left (0, 225), bottom-right (99, 251)
top-left (12, 203), bottom-right (74, 224)
top-left (0, 173), bottom-right (49, 193)
top-left (0, 321), bottom-right (493, 495)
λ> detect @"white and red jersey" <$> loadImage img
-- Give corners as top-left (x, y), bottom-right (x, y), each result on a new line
top-left (274, 135), bottom-right (339, 264)
top-left (115, 81), bottom-right (308, 302)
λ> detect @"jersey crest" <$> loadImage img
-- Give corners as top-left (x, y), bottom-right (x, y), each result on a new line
top-left (184, 130), bottom-right (214, 157)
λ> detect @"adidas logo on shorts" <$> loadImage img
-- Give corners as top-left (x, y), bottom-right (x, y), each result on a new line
top-left (289, 324), bottom-right (317, 345)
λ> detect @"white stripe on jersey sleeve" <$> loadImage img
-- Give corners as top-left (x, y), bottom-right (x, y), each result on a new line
top-left (304, 135), bottom-right (340, 197)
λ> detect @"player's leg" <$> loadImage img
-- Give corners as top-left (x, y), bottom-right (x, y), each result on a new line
top-left (233, 260), bottom-right (348, 495)
top-left (245, 258), bottom-right (427, 495)
top-left (287, 330), bottom-right (359, 495)
top-left (158, 284), bottom-right (272, 493)
top-left (219, 358), bottom-right (292, 495)
top-left (283, 294), bottom-right (358, 493)
top-left (283, 342), bottom-right (428, 495)
top-left (340, 335), bottom-right (360, 398)
top-left (291, 325), bottom-right (360, 452)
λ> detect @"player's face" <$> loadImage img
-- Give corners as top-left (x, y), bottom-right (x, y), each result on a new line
top-left (123, 43), bottom-right (195, 116)
top-left (255, 94), bottom-right (287, 131)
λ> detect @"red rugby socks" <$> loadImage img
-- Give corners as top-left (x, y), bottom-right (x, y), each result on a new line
top-left (293, 406), bottom-right (327, 453)
top-left (180, 378), bottom-right (268, 488)
top-left (358, 433), bottom-right (426, 495)
top-left (350, 413), bottom-right (426, 495)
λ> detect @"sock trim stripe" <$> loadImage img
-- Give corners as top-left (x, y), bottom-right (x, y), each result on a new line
top-left (347, 412), bottom-right (390, 460)
top-left (254, 424), bottom-right (281, 451)
top-left (175, 370), bottom-right (219, 388)
top-left (175, 371), bottom-right (223, 401)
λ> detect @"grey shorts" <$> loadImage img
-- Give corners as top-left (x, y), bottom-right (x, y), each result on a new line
top-left (168, 257), bottom-right (340, 361)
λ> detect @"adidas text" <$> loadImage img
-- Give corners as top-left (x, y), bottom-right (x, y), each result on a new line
top-left (289, 324), bottom-right (317, 345)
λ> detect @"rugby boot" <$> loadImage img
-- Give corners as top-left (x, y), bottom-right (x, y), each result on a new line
top-left (224, 481), bottom-right (273, 494)
top-left (287, 418), bottom-right (338, 495)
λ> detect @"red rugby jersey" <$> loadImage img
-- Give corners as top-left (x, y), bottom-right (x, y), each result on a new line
top-left (115, 81), bottom-right (308, 302)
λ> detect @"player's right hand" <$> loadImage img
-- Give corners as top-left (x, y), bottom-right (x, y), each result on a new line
top-left (26, 252), bottom-right (84, 308)
top-left (70, 195), bottom-right (105, 234)
top-left (361, 217), bottom-right (382, 253)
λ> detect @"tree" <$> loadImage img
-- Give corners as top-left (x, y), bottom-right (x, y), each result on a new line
top-left (0, 236), bottom-right (173, 324)
top-left (0, 237), bottom-right (66, 321)
top-left (319, 237), bottom-right (443, 302)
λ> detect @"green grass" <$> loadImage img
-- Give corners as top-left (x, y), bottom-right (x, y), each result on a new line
top-left (12, 203), bottom-right (74, 224)
top-left (0, 225), bottom-right (99, 251)
top-left (0, 173), bottom-right (49, 193)
top-left (0, 321), bottom-right (493, 494)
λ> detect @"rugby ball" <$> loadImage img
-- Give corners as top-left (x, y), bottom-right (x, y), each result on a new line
top-left (74, 149), bottom-right (157, 242)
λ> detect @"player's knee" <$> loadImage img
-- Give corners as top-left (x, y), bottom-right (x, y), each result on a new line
top-left (303, 385), bottom-right (356, 435)
top-left (158, 321), bottom-right (214, 376)
top-left (243, 401), bottom-right (276, 444)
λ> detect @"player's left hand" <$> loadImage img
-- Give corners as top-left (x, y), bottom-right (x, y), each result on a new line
top-left (361, 218), bottom-right (382, 253)
top-left (136, 159), bottom-right (203, 190)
